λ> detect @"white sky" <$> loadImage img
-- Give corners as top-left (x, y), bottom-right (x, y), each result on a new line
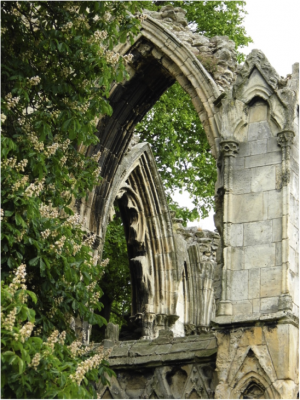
top-left (175, 0), bottom-right (300, 230)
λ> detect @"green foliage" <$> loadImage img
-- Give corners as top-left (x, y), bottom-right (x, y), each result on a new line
top-left (1, 1), bottom-right (142, 398)
top-left (101, 212), bottom-right (131, 325)
top-left (135, 83), bottom-right (217, 221)
top-left (1, 275), bottom-right (114, 399)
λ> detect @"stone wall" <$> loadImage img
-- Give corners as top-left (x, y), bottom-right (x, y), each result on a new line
top-left (97, 327), bottom-right (218, 399)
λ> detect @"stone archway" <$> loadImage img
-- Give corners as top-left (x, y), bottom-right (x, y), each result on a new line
top-left (76, 7), bottom-right (233, 336)
top-left (78, 7), bottom-right (239, 245)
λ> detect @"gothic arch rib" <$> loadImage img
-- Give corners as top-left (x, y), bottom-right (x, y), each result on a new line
top-left (103, 142), bottom-right (180, 321)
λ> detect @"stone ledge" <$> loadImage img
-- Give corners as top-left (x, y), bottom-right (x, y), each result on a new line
top-left (104, 334), bottom-right (218, 368)
top-left (211, 311), bottom-right (299, 328)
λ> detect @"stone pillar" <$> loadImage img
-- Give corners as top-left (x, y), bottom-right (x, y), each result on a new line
top-left (277, 130), bottom-right (295, 310)
top-left (217, 139), bottom-right (239, 316)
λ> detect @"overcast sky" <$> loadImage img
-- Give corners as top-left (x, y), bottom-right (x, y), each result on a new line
top-left (175, 0), bottom-right (300, 230)
top-left (242, 0), bottom-right (300, 76)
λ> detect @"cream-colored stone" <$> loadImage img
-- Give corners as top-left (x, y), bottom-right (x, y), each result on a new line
top-left (261, 267), bottom-right (282, 297)
top-left (263, 324), bottom-right (299, 381)
top-left (244, 220), bottom-right (273, 246)
top-left (244, 244), bottom-right (275, 269)
top-left (251, 165), bottom-right (276, 192)
top-left (229, 270), bottom-right (249, 301)
top-left (231, 193), bottom-right (264, 224)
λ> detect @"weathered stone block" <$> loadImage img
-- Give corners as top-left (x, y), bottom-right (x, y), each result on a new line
top-left (244, 220), bottom-right (273, 246)
top-left (244, 151), bottom-right (281, 168)
top-left (250, 139), bottom-right (267, 155)
top-left (264, 190), bottom-right (282, 220)
top-left (239, 326), bottom-right (264, 347)
top-left (260, 296), bottom-right (279, 312)
top-left (248, 121), bottom-right (271, 141)
top-left (263, 324), bottom-right (299, 381)
top-left (231, 193), bottom-right (264, 223)
top-left (225, 247), bottom-right (243, 270)
top-left (229, 223), bottom-right (243, 247)
top-left (275, 242), bottom-right (282, 266)
top-left (244, 244), bottom-right (275, 269)
top-left (248, 268), bottom-right (260, 299)
top-left (251, 165), bottom-right (276, 192)
top-left (272, 218), bottom-right (282, 242)
top-left (229, 270), bottom-right (249, 301)
top-left (232, 300), bottom-right (252, 315)
top-left (232, 168), bottom-right (251, 194)
top-left (261, 267), bottom-right (281, 297)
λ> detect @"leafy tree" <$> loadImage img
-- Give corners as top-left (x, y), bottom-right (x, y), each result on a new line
top-left (1, 1), bottom-right (142, 397)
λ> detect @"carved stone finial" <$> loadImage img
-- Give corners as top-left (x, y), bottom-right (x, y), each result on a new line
top-left (277, 130), bottom-right (295, 148)
top-left (219, 139), bottom-right (239, 157)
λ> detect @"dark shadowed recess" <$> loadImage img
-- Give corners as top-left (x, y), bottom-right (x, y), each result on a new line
top-left (86, 39), bottom-right (175, 231)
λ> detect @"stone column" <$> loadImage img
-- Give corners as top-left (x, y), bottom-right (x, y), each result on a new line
top-left (277, 130), bottom-right (295, 310)
top-left (217, 139), bottom-right (239, 316)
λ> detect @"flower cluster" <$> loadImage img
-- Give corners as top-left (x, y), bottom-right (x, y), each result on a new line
top-left (62, 21), bottom-right (73, 31)
top-left (1, 209), bottom-right (4, 220)
top-left (92, 166), bottom-right (101, 178)
top-left (62, 213), bottom-right (81, 228)
top-left (91, 151), bottom-right (101, 162)
top-left (5, 93), bottom-right (20, 109)
top-left (90, 116), bottom-right (99, 127)
top-left (123, 53), bottom-right (134, 64)
top-left (2, 157), bottom-right (28, 172)
top-left (39, 202), bottom-right (59, 218)
top-left (100, 258), bottom-right (110, 268)
top-left (1, 113), bottom-right (7, 123)
top-left (41, 229), bottom-right (51, 239)
top-left (68, 340), bottom-right (85, 358)
top-left (103, 12), bottom-right (111, 21)
top-left (27, 76), bottom-right (41, 86)
top-left (45, 142), bottom-right (59, 157)
top-left (58, 331), bottom-right (66, 345)
top-left (14, 321), bottom-right (35, 343)
top-left (46, 330), bottom-right (59, 350)
top-left (24, 178), bottom-right (45, 197)
top-left (70, 240), bottom-right (82, 256)
top-left (69, 348), bottom-right (107, 386)
top-left (95, 30), bottom-right (108, 40)
top-left (105, 50), bottom-right (120, 66)
top-left (84, 233), bottom-right (97, 247)
top-left (12, 175), bottom-right (29, 192)
top-left (26, 132), bottom-right (45, 152)
top-left (28, 353), bottom-right (41, 370)
top-left (2, 307), bottom-right (17, 331)
top-left (8, 264), bottom-right (27, 296)
top-left (50, 236), bottom-right (66, 253)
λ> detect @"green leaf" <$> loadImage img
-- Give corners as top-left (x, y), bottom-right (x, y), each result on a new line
top-left (26, 290), bottom-right (37, 304)
top-left (29, 257), bottom-right (40, 266)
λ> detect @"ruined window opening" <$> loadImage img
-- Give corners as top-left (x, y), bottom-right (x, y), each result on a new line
top-left (241, 381), bottom-right (265, 399)
top-left (90, 204), bottom-right (132, 342)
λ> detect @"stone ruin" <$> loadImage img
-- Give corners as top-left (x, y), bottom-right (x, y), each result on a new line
top-left (75, 7), bottom-right (299, 399)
